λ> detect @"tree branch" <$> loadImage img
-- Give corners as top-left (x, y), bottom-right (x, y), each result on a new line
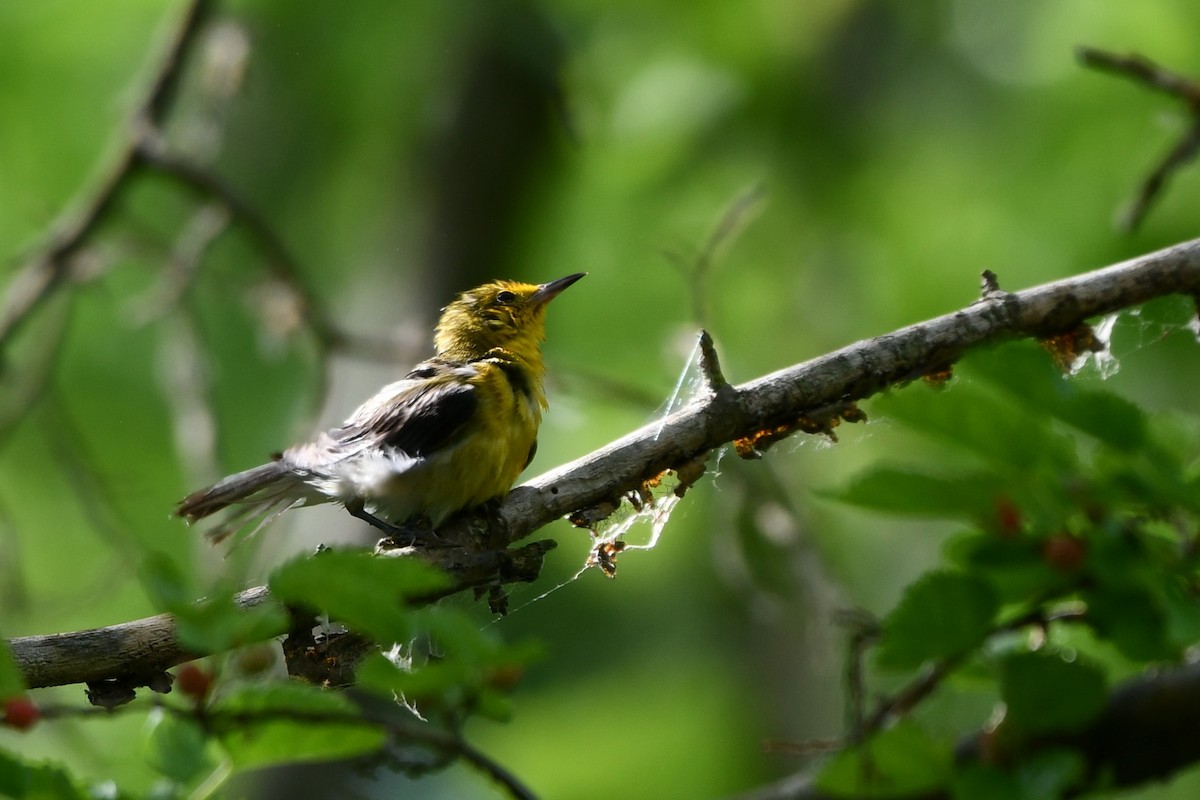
top-left (9, 541), bottom-right (555, 691)
top-left (490, 236), bottom-right (1200, 548)
top-left (8, 236), bottom-right (1200, 696)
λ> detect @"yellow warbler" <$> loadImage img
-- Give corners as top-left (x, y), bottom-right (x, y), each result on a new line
top-left (176, 274), bottom-right (584, 542)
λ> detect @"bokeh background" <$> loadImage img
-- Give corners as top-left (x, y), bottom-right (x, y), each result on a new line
top-left (2, 1), bottom-right (1200, 797)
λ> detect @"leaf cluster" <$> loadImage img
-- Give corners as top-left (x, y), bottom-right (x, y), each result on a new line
top-left (820, 340), bottom-right (1200, 798)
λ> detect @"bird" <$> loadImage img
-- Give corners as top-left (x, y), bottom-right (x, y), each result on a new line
top-left (176, 273), bottom-right (585, 543)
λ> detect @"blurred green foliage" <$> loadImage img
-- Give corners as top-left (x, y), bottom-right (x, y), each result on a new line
top-left (2, 0), bottom-right (1200, 798)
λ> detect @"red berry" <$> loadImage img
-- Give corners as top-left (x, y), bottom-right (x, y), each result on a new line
top-left (3, 696), bottom-right (39, 731)
top-left (175, 664), bottom-right (212, 701)
top-left (993, 495), bottom-right (1022, 537)
top-left (1042, 534), bottom-right (1087, 572)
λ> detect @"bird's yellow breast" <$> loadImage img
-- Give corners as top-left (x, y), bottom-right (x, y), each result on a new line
top-left (366, 360), bottom-right (542, 525)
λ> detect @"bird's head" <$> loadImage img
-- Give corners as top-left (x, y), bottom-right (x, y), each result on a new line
top-left (434, 273), bottom-right (585, 362)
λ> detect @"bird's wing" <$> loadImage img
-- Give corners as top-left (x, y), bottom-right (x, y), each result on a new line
top-left (335, 361), bottom-right (480, 457)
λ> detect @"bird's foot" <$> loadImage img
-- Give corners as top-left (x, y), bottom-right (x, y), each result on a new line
top-left (346, 502), bottom-right (437, 548)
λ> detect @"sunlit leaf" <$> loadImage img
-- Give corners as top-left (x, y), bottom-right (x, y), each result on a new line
top-left (877, 571), bottom-right (998, 669)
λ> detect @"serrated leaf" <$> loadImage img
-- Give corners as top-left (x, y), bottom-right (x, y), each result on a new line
top-left (269, 550), bottom-right (450, 643)
top-left (829, 467), bottom-right (997, 518)
top-left (877, 571), bottom-right (998, 669)
top-left (143, 709), bottom-right (216, 784)
top-left (1000, 652), bottom-right (1107, 734)
top-left (211, 683), bottom-right (385, 770)
top-left (816, 721), bottom-right (951, 798)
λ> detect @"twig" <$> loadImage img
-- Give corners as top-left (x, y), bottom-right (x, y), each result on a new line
top-left (667, 185), bottom-right (765, 328)
top-left (0, 0), bottom-right (212, 357)
top-left (1078, 47), bottom-right (1200, 105)
top-left (1078, 47), bottom-right (1200, 231)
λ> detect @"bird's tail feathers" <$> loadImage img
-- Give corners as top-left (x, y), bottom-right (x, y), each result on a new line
top-left (175, 462), bottom-right (307, 543)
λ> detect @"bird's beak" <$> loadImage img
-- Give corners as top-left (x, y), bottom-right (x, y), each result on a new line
top-left (531, 273), bottom-right (586, 306)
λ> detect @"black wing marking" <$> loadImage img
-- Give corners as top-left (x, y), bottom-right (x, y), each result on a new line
top-left (337, 377), bottom-right (479, 458)
top-left (523, 439), bottom-right (537, 470)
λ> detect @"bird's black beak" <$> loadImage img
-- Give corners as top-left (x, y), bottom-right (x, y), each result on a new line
top-left (531, 273), bottom-right (586, 306)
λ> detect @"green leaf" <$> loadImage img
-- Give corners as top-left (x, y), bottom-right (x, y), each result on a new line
top-left (999, 652), bottom-right (1107, 734)
top-left (140, 552), bottom-right (197, 612)
top-left (1014, 748), bottom-right (1086, 800)
top-left (0, 746), bottom-right (88, 800)
top-left (874, 385), bottom-right (1071, 471)
top-left (1084, 588), bottom-right (1175, 661)
top-left (1059, 391), bottom-right (1145, 452)
top-left (269, 550), bottom-right (451, 643)
top-left (877, 571), bottom-right (999, 669)
top-left (943, 532), bottom-right (1060, 603)
top-left (817, 721), bottom-right (951, 798)
top-left (143, 709), bottom-right (217, 784)
top-left (0, 639), bottom-right (25, 698)
top-left (967, 345), bottom-right (1146, 452)
top-left (141, 553), bottom-right (289, 653)
top-left (951, 765), bottom-right (1019, 800)
top-left (829, 467), bottom-right (998, 518)
top-left (211, 683), bottom-right (385, 770)
top-left (174, 595), bottom-right (291, 655)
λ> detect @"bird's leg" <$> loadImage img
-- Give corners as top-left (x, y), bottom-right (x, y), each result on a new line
top-left (477, 497), bottom-right (510, 547)
top-left (345, 500), bottom-right (437, 547)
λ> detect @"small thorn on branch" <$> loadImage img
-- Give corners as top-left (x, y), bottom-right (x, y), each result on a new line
top-left (980, 269), bottom-right (1003, 298)
top-left (697, 329), bottom-right (728, 393)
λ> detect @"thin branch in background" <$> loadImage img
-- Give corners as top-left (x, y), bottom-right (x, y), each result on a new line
top-left (831, 608), bottom-right (880, 745)
top-left (0, 0), bottom-right (212, 358)
top-left (0, 297), bottom-right (70, 449)
top-left (1078, 46), bottom-right (1200, 231)
top-left (156, 314), bottom-right (220, 484)
top-left (0, 0), bottom-right (417, 382)
top-left (128, 202), bottom-right (230, 325)
top-left (666, 184), bottom-right (766, 329)
top-left (43, 399), bottom-right (144, 563)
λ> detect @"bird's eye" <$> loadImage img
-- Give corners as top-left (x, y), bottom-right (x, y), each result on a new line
top-left (495, 290), bottom-right (517, 304)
